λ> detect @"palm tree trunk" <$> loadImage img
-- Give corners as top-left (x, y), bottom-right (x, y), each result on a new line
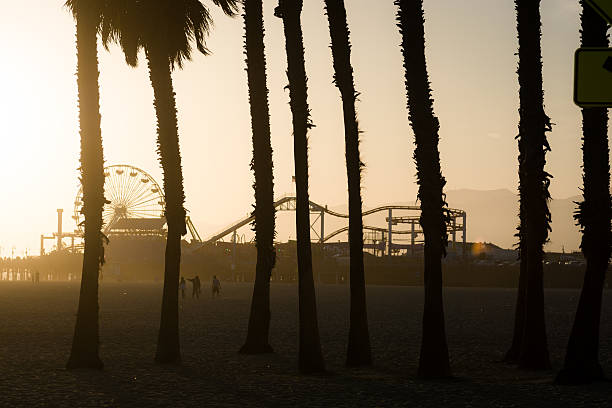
top-left (556, 1), bottom-right (610, 384)
top-left (147, 45), bottom-right (187, 365)
top-left (324, 0), bottom-right (371, 367)
top-left (240, 0), bottom-right (276, 355)
top-left (67, 4), bottom-right (105, 370)
top-left (504, 251), bottom-right (527, 362)
top-left (395, 0), bottom-right (450, 378)
top-left (276, 0), bottom-right (325, 374)
top-left (514, 0), bottom-right (552, 370)
top-left (505, 107), bottom-right (529, 363)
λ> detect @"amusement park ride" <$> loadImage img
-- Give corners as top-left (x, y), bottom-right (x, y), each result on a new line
top-left (203, 194), bottom-right (467, 256)
top-left (41, 164), bottom-right (467, 256)
top-left (40, 164), bottom-right (201, 255)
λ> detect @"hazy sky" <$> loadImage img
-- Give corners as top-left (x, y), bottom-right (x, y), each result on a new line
top-left (0, 0), bottom-right (594, 255)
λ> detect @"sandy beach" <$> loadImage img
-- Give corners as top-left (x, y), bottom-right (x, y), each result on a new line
top-left (0, 282), bottom-right (609, 407)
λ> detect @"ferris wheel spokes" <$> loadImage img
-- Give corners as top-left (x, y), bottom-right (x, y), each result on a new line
top-left (74, 165), bottom-right (166, 234)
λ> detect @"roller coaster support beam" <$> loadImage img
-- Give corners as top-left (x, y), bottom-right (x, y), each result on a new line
top-left (452, 217), bottom-right (457, 248)
top-left (387, 208), bottom-right (393, 257)
top-left (462, 212), bottom-right (467, 256)
top-left (186, 216), bottom-right (202, 243)
top-left (321, 210), bottom-right (327, 243)
top-left (411, 220), bottom-right (415, 255)
top-left (231, 230), bottom-right (237, 273)
top-left (320, 210), bottom-right (325, 244)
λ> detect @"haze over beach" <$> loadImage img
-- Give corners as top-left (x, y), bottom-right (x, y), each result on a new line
top-left (0, 0), bottom-right (589, 255)
top-left (0, 0), bottom-right (611, 403)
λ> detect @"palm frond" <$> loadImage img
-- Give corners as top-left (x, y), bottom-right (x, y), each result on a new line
top-left (98, 0), bottom-right (233, 70)
top-left (168, 0), bottom-right (215, 68)
top-left (211, 0), bottom-right (241, 16)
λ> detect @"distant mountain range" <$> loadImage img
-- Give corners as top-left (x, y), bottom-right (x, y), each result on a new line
top-left (445, 189), bottom-right (580, 252)
top-left (341, 188), bottom-right (581, 252)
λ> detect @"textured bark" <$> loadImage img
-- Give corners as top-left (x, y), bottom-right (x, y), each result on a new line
top-left (94, 0), bottom-right (236, 364)
top-left (147, 45), bottom-right (187, 365)
top-left (514, 0), bottom-right (552, 370)
top-left (240, 0), bottom-right (276, 355)
top-left (396, 0), bottom-right (450, 378)
top-left (504, 253), bottom-right (527, 362)
top-left (324, 0), bottom-right (371, 367)
top-left (276, 0), bottom-right (325, 374)
top-left (556, 2), bottom-right (610, 385)
top-left (67, 3), bottom-right (105, 370)
top-left (505, 96), bottom-right (529, 363)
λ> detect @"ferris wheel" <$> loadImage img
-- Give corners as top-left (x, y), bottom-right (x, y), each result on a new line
top-left (73, 164), bottom-right (165, 233)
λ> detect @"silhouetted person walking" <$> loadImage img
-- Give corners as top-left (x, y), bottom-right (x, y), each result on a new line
top-left (35, 271), bottom-right (40, 284)
top-left (188, 276), bottom-right (201, 299)
top-left (212, 275), bottom-right (221, 298)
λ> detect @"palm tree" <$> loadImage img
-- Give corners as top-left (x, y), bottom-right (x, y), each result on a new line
top-left (514, 0), bottom-right (552, 370)
top-left (239, 0), bottom-right (276, 355)
top-left (101, 0), bottom-right (239, 364)
top-left (556, 1), bottom-right (610, 385)
top-left (65, 0), bottom-right (106, 370)
top-left (395, 0), bottom-right (450, 378)
top-left (323, 0), bottom-right (371, 367)
top-left (504, 145), bottom-right (528, 363)
top-left (275, 0), bottom-right (325, 374)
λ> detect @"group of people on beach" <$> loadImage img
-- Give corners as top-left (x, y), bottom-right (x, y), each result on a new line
top-left (179, 275), bottom-right (221, 299)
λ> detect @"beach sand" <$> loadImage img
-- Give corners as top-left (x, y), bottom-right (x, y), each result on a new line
top-left (0, 281), bottom-right (609, 407)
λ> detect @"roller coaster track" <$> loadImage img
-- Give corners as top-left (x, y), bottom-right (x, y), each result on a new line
top-left (323, 225), bottom-right (415, 242)
top-left (203, 194), bottom-right (466, 245)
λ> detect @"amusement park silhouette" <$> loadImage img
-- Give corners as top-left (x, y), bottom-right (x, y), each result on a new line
top-left (0, 0), bottom-right (610, 406)
top-left (48, 163), bottom-right (467, 255)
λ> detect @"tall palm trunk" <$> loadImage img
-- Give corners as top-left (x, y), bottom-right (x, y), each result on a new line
top-left (514, 0), bottom-right (552, 370)
top-left (324, 0), bottom-right (371, 367)
top-left (275, 0), bottom-right (325, 374)
top-left (67, 4), bottom-right (105, 370)
top-left (504, 130), bottom-right (528, 363)
top-left (396, 0), bottom-right (450, 378)
top-left (556, 2), bottom-right (610, 384)
top-left (504, 251), bottom-right (527, 362)
top-left (147, 44), bottom-right (187, 364)
top-left (240, 0), bottom-right (276, 355)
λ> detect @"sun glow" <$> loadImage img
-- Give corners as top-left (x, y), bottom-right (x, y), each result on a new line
top-left (0, 44), bottom-right (79, 255)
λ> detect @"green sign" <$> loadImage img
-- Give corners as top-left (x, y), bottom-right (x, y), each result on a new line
top-left (585, 0), bottom-right (612, 24)
top-left (574, 47), bottom-right (612, 107)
